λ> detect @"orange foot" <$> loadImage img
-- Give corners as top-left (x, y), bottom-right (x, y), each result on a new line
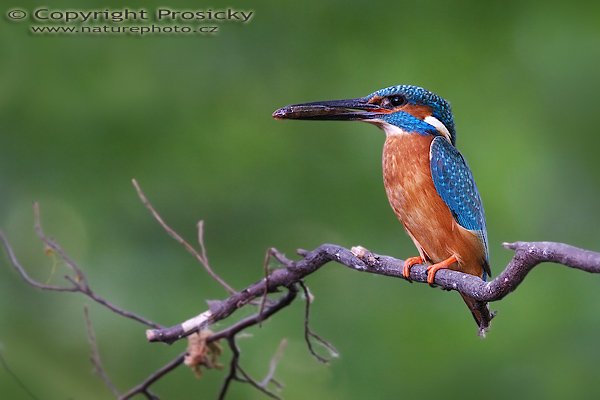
top-left (426, 255), bottom-right (458, 285)
top-left (402, 256), bottom-right (424, 281)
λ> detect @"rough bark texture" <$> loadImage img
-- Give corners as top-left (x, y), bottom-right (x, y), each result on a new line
top-left (146, 241), bottom-right (600, 344)
top-left (4, 198), bottom-right (600, 399)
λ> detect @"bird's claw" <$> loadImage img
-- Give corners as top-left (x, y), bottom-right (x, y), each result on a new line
top-left (426, 265), bottom-right (439, 286)
top-left (425, 255), bottom-right (458, 286)
top-left (402, 256), bottom-right (424, 282)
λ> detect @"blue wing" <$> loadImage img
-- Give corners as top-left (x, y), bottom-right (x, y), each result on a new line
top-left (429, 136), bottom-right (491, 277)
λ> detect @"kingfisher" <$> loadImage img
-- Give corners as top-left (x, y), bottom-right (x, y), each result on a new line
top-left (273, 84), bottom-right (491, 331)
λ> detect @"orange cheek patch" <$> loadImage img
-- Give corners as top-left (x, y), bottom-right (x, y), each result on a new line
top-left (399, 104), bottom-right (432, 119)
top-left (369, 96), bottom-right (433, 119)
top-left (367, 98), bottom-right (433, 117)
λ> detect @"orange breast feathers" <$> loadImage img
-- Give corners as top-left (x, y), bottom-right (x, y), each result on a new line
top-left (382, 134), bottom-right (486, 278)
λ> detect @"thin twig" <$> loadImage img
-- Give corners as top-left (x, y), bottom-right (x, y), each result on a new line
top-left (2, 208), bottom-right (168, 398)
top-left (218, 337), bottom-right (239, 400)
top-left (259, 248), bottom-right (274, 326)
top-left (260, 338), bottom-right (287, 388)
top-left (73, 276), bottom-right (162, 329)
top-left (124, 289), bottom-right (297, 399)
top-left (0, 230), bottom-right (78, 292)
top-left (271, 248), bottom-right (295, 268)
top-left (0, 349), bottom-right (40, 400)
top-left (236, 361), bottom-right (281, 400)
top-left (0, 225), bottom-right (162, 330)
top-left (83, 306), bottom-right (120, 397)
top-left (196, 220), bottom-right (212, 276)
top-left (120, 353), bottom-right (186, 400)
top-left (219, 337), bottom-right (281, 400)
top-left (298, 281), bottom-right (338, 363)
top-left (141, 390), bottom-right (159, 400)
top-left (214, 288), bottom-right (297, 400)
top-left (132, 179), bottom-right (235, 295)
top-left (33, 202), bottom-right (88, 285)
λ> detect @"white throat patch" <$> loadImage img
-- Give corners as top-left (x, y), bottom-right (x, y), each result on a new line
top-left (424, 116), bottom-right (451, 142)
top-left (371, 116), bottom-right (451, 140)
top-left (370, 119), bottom-right (408, 136)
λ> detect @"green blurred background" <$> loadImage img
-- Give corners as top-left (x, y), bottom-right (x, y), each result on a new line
top-left (1, 0), bottom-right (600, 399)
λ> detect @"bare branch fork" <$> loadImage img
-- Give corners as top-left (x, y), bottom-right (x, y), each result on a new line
top-left (146, 241), bottom-right (600, 343)
top-left (2, 180), bottom-right (600, 399)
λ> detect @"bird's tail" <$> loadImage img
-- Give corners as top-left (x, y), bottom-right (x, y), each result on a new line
top-left (459, 292), bottom-right (495, 337)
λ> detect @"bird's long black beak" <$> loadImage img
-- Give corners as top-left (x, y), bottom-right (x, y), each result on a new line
top-left (272, 97), bottom-right (379, 121)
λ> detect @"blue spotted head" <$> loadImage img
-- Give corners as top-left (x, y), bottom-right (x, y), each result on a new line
top-left (273, 84), bottom-right (457, 145)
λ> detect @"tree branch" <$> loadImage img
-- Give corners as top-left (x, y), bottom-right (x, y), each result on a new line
top-left (146, 241), bottom-right (600, 344)
top-left (216, 287), bottom-right (297, 400)
top-left (298, 281), bottom-right (338, 363)
top-left (120, 353), bottom-right (186, 400)
top-left (0, 349), bottom-right (40, 400)
top-left (132, 179), bottom-right (236, 295)
top-left (4, 190), bottom-right (600, 399)
top-left (0, 221), bottom-right (162, 330)
top-left (83, 306), bottom-right (120, 398)
top-left (260, 338), bottom-right (287, 389)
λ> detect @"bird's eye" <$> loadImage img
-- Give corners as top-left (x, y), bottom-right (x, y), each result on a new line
top-left (387, 95), bottom-right (406, 107)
